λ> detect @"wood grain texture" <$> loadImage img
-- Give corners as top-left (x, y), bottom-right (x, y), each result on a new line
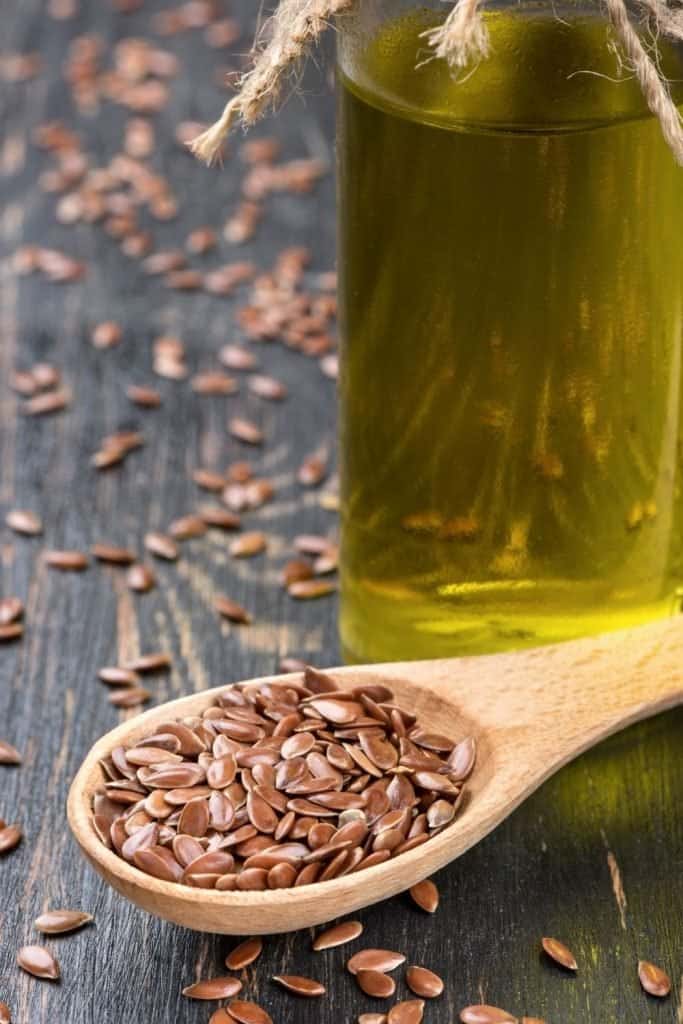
top-left (1, 1), bottom-right (682, 1022)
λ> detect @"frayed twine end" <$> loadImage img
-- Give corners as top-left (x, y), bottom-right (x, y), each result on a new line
top-left (188, 97), bottom-right (240, 166)
top-left (421, 0), bottom-right (489, 69)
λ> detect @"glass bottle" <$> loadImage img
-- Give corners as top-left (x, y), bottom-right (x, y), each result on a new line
top-left (337, 0), bottom-right (683, 662)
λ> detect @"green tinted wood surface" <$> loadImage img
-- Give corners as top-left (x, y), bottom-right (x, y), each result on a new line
top-left (0, 2), bottom-right (681, 1022)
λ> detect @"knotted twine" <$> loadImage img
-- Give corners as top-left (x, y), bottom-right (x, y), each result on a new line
top-left (190, 0), bottom-right (683, 166)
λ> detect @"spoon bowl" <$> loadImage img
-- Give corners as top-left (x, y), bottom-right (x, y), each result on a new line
top-left (67, 616), bottom-right (683, 933)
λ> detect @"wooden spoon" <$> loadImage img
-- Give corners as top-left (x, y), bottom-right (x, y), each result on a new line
top-left (67, 616), bottom-right (683, 934)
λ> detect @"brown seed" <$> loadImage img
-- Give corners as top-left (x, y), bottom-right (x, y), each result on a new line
top-left (356, 970), bottom-right (396, 999)
top-left (22, 388), bottom-right (71, 415)
top-left (297, 452), bottom-right (327, 487)
top-left (0, 597), bottom-right (23, 626)
top-left (6, 509), bottom-right (42, 536)
top-left (387, 1001), bottom-right (425, 1024)
top-left (448, 736), bottom-right (476, 781)
top-left (0, 824), bottom-right (22, 853)
top-left (109, 687), bottom-right (151, 708)
top-left (169, 515), bottom-right (207, 540)
top-left (248, 374), bottom-right (287, 401)
top-left (91, 544), bottom-right (136, 565)
top-left (127, 384), bottom-right (162, 408)
top-left (191, 371), bottom-right (238, 396)
top-left (273, 975), bottom-right (326, 997)
top-left (229, 417), bottom-right (263, 445)
top-left (230, 532), bottom-right (266, 558)
top-left (100, 667), bottom-right (142, 687)
top-left (348, 950), bottom-right (406, 975)
top-left (459, 1007), bottom-right (518, 1024)
top-left (44, 549), bottom-right (89, 571)
top-left (144, 532), bottom-right (178, 561)
top-left (359, 1016), bottom-right (386, 1024)
top-left (182, 977), bottom-right (243, 1000)
top-left (541, 937), bottom-right (577, 971)
top-left (406, 966), bottom-right (443, 998)
top-left (126, 563), bottom-right (156, 592)
top-left (214, 595), bottom-right (252, 625)
top-left (34, 909), bottom-right (93, 935)
top-left (0, 1001), bottom-right (10, 1024)
top-left (638, 959), bottom-right (671, 997)
top-left (409, 880), bottom-right (439, 913)
top-left (0, 623), bottom-right (23, 643)
top-left (0, 740), bottom-right (22, 765)
top-left (220, 345), bottom-right (258, 371)
top-left (199, 506), bottom-right (241, 530)
top-left (17, 945), bottom-right (60, 981)
top-left (225, 937), bottom-right (263, 971)
top-left (126, 652), bottom-right (172, 673)
top-left (313, 919), bottom-right (363, 951)
top-left (91, 321), bottom-right (122, 349)
top-left (192, 468), bottom-right (227, 492)
top-left (228, 999), bottom-right (273, 1024)
top-left (288, 580), bottom-right (336, 599)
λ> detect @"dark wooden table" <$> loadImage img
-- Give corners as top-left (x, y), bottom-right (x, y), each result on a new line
top-left (1, 2), bottom-right (682, 1022)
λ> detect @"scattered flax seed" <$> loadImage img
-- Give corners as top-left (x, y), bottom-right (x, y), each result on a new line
top-left (109, 686), bottom-right (151, 708)
top-left (21, 388), bottom-right (71, 415)
top-left (279, 657), bottom-right (307, 673)
top-left (230, 532), bottom-right (266, 558)
top-left (287, 580), bottom-right (336, 599)
top-left (6, 509), bottom-right (42, 536)
top-left (229, 417), bottom-right (264, 445)
top-left (165, 269), bottom-right (203, 291)
top-left (16, 946), bottom-right (60, 981)
top-left (248, 374), bottom-right (287, 401)
top-left (98, 667), bottom-right (141, 687)
top-left (459, 1007), bottom-right (518, 1023)
top-left (225, 937), bottom-right (263, 970)
top-left (191, 371), bottom-right (238, 395)
top-left (387, 1001), bottom-right (425, 1024)
top-left (0, 1001), bottom-right (10, 1024)
top-left (313, 919), bottom-right (363, 951)
top-left (298, 451), bottom-right (327, 487)
top-left (0, 741), bottom-right (22, 764)
top-left (282, 559), bottom-right (314, 588)
top-left (199, 506), bottom-right (241, 530)
top-left (125, 652), bottom-right (171, 673)
top-left (126, 384), bottom-right (162, 408)
top-left (227, 1000), bottom-right (273, 1024)
top-left (405, 966), bottom-right (443, 998)
top-left (0, 598), bottom-right (24, 626)
top-left (208, 1012), bottom-right (234, 1024)
top-left (219, 345), bottom-right (258, 371)
top-left (273, 975), bottom-right (326, 997)
top-left (34, 910), bottom-right (93, 934)
top-left (0, 824), bottom-right (23, 853)
top-left (44, 550), bottom-right (89, 570)
top-left (214, 595), bottom-right (252, 625)
top-left (359, 1016), bottom-right (387, 1024)
top-left (356, 970), bottom-right (396, 999)
top-left (541, 937), bottom-right (577, 971)
top-left (187, 227), bottom-right (217, 254)
top-left (348, 950), bottom-right (406, 975)
top-left (144, 532), bottom-right (179, 561)
top-left (168, 515), bottom-right (207, 540)
top-left (638, 960), bottom-right (671, 997)
top-left (91, 321), bottom-right (122, 349)
top-left (126, 563), bottom-right (156, 592)
top-left (91, 544), bottom-right (136, 565)
top-left (0, 624), bottom-right (23, 643)
top-left (182, 977), bottom-right (243, 1000)
top-left (192, 468), bottom-right (227, 492)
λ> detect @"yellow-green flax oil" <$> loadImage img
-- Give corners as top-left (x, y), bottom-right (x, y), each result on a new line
top-left (337, 6), bottom-right (683, 661)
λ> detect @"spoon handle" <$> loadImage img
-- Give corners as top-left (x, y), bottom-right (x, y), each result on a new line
top-left (369, 615), bottom-right (683, 774)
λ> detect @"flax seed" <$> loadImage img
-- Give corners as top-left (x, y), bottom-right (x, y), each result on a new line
top-left (6, 510), bottom-right (42, 536)
top-left (34, 910), bottom-right (93, 934)
top-left (17, 946), bottom-right (60, 981)
top-left (44, 550), bottom-right (89, 570)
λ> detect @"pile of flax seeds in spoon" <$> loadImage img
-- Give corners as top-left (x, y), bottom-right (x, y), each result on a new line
top-left (0, 1), bottom-right (676, 1022)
